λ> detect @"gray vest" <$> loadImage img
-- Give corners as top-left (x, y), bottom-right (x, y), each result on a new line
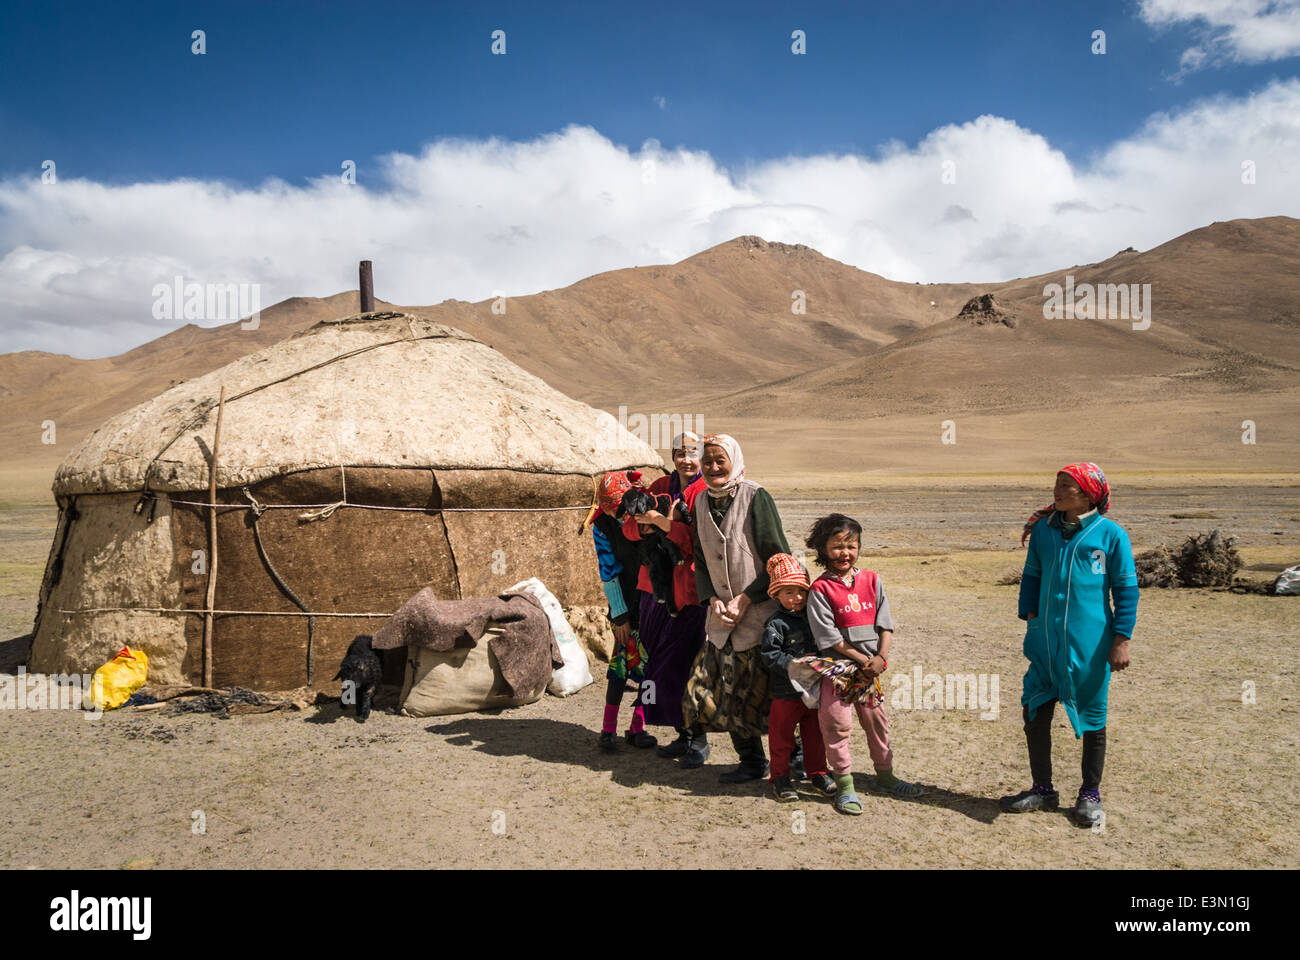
top-left (695, 479), bottom-right (779, 652)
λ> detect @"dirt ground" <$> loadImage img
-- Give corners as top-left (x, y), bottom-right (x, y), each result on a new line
top-left (1, 475), bottom-right (1297, 869)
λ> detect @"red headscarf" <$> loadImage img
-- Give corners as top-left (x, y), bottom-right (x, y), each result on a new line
top-left (580, 470), bottom-right (644, 532)
top-left (1021, 462), bottom-right (1110, 546)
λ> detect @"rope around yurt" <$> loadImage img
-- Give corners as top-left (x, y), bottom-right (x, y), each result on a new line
top-left (57, 485), bottom-right (592, 684)
top-left (152, 495), bottom-right (591, 514)
top-left (242, 486), bottom-right (318, 685)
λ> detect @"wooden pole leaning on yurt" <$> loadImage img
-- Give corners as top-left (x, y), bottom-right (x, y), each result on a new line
top-left (201, 385), bottom-right (226, 687)
top-left (359, 260), bottom-right (374, 312)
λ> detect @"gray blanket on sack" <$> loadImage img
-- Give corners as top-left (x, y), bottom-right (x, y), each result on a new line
top-left (372, 588), bottom-right (562, 697)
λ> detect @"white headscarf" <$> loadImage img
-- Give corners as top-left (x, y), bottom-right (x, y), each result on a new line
top-left (671, 430), bottom-right (700, 456)
top-left (701, 433), bottom-right (745, 498)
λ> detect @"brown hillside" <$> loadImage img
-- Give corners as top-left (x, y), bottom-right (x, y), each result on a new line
top-left (2, 217), bottom-right (1298, 480)
top-left (714, 217), bottom-right (1300, 419)
top-left (0, 238), bottom-right (983, 468)
top-left (415, 235), bottom-right (987, 407)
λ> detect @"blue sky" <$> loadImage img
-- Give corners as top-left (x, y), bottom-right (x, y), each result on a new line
top-left (2, 0), bottom-right (1299, 356)
top-left (2, 0), bottom-right (1290, 183)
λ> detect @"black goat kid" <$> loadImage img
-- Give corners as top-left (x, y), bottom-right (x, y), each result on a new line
top-left (619, 487), bottom-right (687, 616)
top-left (333, 634), bottom-right (382, 721)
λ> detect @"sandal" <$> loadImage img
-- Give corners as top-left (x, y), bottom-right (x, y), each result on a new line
top-left (833, 791), bottom-right (863, 815)
top-left (809, 773), bottom-right (837, 796)
top-left (872, 776), bottom-right (925, 799)
top-left (771, 775), bottom-right (799, 802)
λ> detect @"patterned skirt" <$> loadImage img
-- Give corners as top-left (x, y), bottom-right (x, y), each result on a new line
top-left (681, 640), bottom-right (770, 739)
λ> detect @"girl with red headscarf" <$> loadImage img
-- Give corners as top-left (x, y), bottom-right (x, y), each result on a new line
top-left (583, 470), bottom-right (658, 753)
top-left (1001, 463), bottom-right (1139, 829)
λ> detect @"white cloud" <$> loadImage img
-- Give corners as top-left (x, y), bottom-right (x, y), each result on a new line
top-left (2, 79), bottom-right (1299, 357)
top-left (1140, 0), bottom-right (1300, 72)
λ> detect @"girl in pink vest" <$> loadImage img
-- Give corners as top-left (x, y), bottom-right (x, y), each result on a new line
top-left (805, 513), bottom-right (924, 814)
top-left (581, 471), bottom-right (656, 753)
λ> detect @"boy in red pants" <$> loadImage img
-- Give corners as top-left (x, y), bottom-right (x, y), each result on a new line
top-left (759, 553), bottom-right (835, 802)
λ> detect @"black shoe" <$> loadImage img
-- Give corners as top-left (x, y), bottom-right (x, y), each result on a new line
top-left (999, 788), bottom-right (1059, 813)
top-left (791, 741), bottom-right (806, 781)
top-left (656, 729), bottom-right (691, 758)
top-left (771, 775), bottom-right (798, 802)
top-left (625, 729), bottom-right (658, 749)
top-left (1072, 793), bottom-right (1104, 829)
top-left (720, 761), bottom-right (770, 784)
top-left (680, 736), bottom-right (711, 769)
top-left (597, 731), bottom-right (618, 753)
top-left (810, 773), bottom-right (837, 796)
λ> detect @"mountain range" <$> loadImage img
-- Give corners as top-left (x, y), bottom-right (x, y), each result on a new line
top-left (3, 216), bottom-right (1297, 485)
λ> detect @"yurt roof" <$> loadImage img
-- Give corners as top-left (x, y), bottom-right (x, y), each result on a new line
top-left (53, 311), bottom-right (662, 495)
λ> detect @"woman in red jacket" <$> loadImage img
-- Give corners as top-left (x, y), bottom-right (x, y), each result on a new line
top-left (621, 431), bottom-right (708, 760)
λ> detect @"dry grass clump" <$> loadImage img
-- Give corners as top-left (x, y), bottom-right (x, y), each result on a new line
top-left (1136, 530), bottom-right (1241, 588)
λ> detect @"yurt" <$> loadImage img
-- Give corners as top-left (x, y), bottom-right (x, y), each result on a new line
top-left (29, 311), bottom-right (661, 690)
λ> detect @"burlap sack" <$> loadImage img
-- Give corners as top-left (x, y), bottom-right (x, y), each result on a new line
top-left (399, 622), bottom-right (545, 717)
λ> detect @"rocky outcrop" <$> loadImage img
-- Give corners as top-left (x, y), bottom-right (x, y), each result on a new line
top-left (956, 293), bottom-right (1017, 328)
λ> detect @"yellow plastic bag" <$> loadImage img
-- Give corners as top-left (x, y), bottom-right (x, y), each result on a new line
top-left (85, 646), bottom-right (149, 711)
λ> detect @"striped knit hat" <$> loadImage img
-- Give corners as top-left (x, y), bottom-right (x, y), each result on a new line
top-left (766, 553), bottom-right (812, 597)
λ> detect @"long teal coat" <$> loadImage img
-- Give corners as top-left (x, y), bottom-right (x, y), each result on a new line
top-left (1020, 511), bottom-right (1138, 736)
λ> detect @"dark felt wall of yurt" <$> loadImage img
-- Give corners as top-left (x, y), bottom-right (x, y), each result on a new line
top-left (438, 469), bottom-right (603, 603)
top-left (169, 465), bottom-right (610, 690)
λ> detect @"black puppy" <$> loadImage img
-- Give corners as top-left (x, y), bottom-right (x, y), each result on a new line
top-left (619, 487), bottom-right (685, 616)
top-left (333, 634), bottom-right (382, 721)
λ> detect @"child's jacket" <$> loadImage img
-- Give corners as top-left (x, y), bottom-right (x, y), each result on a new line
top-left (760, 607), bottom-right (818, 700)
top-left (592, 512), bottom-right (642, 629)
top-left (1018, 509), bottom-right (1139, 737)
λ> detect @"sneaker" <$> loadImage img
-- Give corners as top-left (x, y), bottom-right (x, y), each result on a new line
top-left (998, 788), bottom-right (1059, 813)
top-left (771, 775), bottom-right (799, 802)
top-left (624, 729), bottom-right (658, 749)
top-left (656, 729), bottom-right (691, 758)
top-left (719, 761), bottom-right (770, 784)
top-left (679, 735), bottom-right (710, 769)
top-left (1072, 792), bottom-right (1104, 829)
top-left (597, 731), bottom-right (618, 753)
top-left (809, 773), bottom-right (837, 796)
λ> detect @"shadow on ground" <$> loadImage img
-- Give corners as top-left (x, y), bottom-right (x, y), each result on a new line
top-left (303, 685), bottom-right (403, 725)
top-left (425, 715), bottom-right (784, 799)
top-left (901, 783), bottom-right (1004, 824)
top-left (0, 634), bottom-right (32, 674)
top-left (426, 715), bottom-right (1003, 819)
